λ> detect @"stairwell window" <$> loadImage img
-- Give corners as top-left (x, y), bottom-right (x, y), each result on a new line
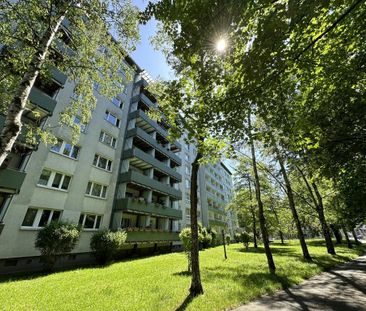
top-left (85, 181), bottom-right (107, 198)
top-left (37, 169), bottom-right (72, 191)
top-left (99, 131), bottom-right (117, 148)
top-left (21, 208), bottom-right (61, 228)
top-left (79, 213), bottom-right (102, 229)
top-left (93, 154), bottom-right (112, 171)
top-left (51, 138), bottom-right (80, 159)
top-left (105, 110), bottom-right (120, 127)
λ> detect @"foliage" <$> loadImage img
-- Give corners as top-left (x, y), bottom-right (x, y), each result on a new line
top-left (2, 241), bottom-right (363, 311)
top-left (90, 230), bottom-right (127, 265)
top-left (35, 221), bottom-right (80, 270)
top-left (179, 227), bottom-right (204, 272)
top-left (0, 0), bottom-right (140, 155)
top-left (225, 234), bottom-right (231, 245)
top-left (200, 226), bottom-right (212, 249)
top-left (207, 227), bottom-right (218, 246)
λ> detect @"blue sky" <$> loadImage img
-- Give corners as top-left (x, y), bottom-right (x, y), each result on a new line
top-left (131, 0), bottom-right (173, 80)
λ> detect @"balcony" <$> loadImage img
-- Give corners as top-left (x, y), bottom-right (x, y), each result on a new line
top-left (131, 93), bottom-right (156, 109)
top-left (28, 87), bottom-right (57, 115)
top-left (115, 198), bottom-right (182, 219)
top-left (208, 206), bottom-right (227, 216)
top-left (50, 67), bottom-right (67, 86)
top-left (130, 109), bottom-right (168, 138)
top-left (209, 219), bottom-right (227, 227)
top-left (0, 168), bottom-right (26, 194)
top-left (119, 171), bottom-right (182, 199)
top-left (125, 228), bottom-right (180, 243)
top-left (0, 115), bottom-right (35, 148)
top-left (123, 147), bottom-right (181, 181)
top-left (127, 128), bottom-right (181, 165)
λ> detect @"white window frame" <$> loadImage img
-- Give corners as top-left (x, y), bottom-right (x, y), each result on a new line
top-left (21, 208), bottom-right (62, 229)
top-left (79, 213), bottom-right (102, 230)
top-left (37, 169), bottom-right (72, 192)
top-left (99, 131), bottom-right (117, 149)
top-left (93, 154), bottom-right (112, 172)
top-left (50, 138), bottom-right (80, 160)
top-left (104, 110), bottom-right (120, 127)
top-left (85, 181), bottom-right (107, 199)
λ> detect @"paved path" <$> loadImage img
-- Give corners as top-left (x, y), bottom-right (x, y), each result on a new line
top-left (234, 254), bottom-right (366, 311)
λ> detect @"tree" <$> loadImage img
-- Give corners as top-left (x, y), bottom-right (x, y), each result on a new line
top-left (35, 221), bottom-right (80, 270)
top-left (90, 229), bottom-right (127, 264)
top-left (0, 0), bottom-right (140, 165)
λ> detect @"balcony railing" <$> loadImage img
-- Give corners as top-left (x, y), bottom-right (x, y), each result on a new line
top-left (119, 170), bottom-right (182, 199)
top-left (0, 168), bottom-right (27, 193)
top-left (125, 228), bottom-right (180, 243)
top-left (115, 197), bottom-right (182, 219)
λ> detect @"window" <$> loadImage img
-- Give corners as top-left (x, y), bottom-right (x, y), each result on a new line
top-left (105, 111), bottom-right (120, 127)
top-left (37, 169), bottom-right (72, 191)
top-left (51, 138), bottom-right (80, 159)
top-left (73, 116), bottom-right (87, 133)
top-left (79, 213), bottom-right (102, 229)
top-left (85, 181), bottom-right (107, 198)
top-left (112, 96), bottom-right (123, 109)
top-left (93, 154), bottom-right (112, 171)
top-left (99, 131), bottom-right (117, 148)
top-left (93, 81), bottom-right (101, 92)
top-left (21, 208), bottom-right (61, 228)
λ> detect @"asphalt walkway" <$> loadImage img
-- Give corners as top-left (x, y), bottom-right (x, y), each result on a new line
top-left (234, 254), bottom-right (366, 311)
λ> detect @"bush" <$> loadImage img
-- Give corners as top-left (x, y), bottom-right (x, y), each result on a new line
top-left (179, 227), bottom-right (204, 272)
top-left (208, 227), bottom-right (218, 246)
top-left (90, 230), bottom-right (127, 264)
top-left (35, 221), bottom-right (80, 270)
top-left (225, 234), bottom-right (231, 245)
top-left (234, 233), bottom-right (241, 243)
top-left (200, 227), bottom-right (212, 248)
top-left (241, 231), bottom-right (252, 250)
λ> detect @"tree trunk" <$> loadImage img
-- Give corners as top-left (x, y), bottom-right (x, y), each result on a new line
top-left (352, 229), bottom-right (360, 244)
top-left (342, 227), bottom-right (353, 249)
top-left (273, 144), bottom-right (311, 260)
top-left (272, 208), bottom-right (284, 245)
top-left (189, 152), bottom-right (203, 296)
top-left (247, 178), bottom-right (258, 248)
top-left (248, 117), bottom-right (275, 273)
top-left (0, 12), bottom-right (67, 166)
top-left (312, 182), bottom-right (336, 255)
top-left (330, 224), bottom-right (342, 244)
top-left (297, 166), bottom-right (336, 255)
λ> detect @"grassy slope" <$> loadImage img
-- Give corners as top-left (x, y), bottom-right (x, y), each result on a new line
top-left (0, 240), bottom-right (363, 311)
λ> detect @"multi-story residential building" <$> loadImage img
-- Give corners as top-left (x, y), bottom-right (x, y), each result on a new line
top-left (0, 54), bottom-right (183, 271)
top-left (178, 138), bottom-right (238, 238)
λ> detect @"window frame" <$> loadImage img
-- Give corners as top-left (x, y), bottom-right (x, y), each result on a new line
top-left (92, 154), bottom-right (112, 172)
top-left (85, 181), bottom-right (108, 199)
top-left (50, 138), bottom-right (80, 160)
top-left (37, 169), bottom-right (72, 192)
top-left (99, 131), bottom-right (117, 149)
top-left (21, 208), bottom-right (62, 229)
top-left (79, 213), bottom-right (102, 230)
top-left (104, 110), bottom-right (121, 128)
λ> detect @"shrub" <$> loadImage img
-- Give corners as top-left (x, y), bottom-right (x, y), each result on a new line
top-left (200, 227), bottom-right (212, 248)
top-left (35, 221), bottom-right (80, 271)
top-left (208, 227), bottom-right (218, 246)
top-left (90, 230), bottom-right (127, 264)
top-left (179, 227), bottom-right (204, 272)
top-left (225, 234), bottom-right (231, 245)
top-left (241, 231), bottom-right (252, 250)
top-left (234, 233), bottom-right (241, 243)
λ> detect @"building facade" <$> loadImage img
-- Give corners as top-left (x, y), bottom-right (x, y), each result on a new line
top-left (0, 58), bottom-right (237, 272)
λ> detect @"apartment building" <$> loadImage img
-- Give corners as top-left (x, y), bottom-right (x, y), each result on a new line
top-left (0, 53), bottom-right (183, 270)
top-left (179, 139), bottom-right (239, 237)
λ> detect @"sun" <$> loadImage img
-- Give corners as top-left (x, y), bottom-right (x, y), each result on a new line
top-left (216, 38), bottom-right (227, 52)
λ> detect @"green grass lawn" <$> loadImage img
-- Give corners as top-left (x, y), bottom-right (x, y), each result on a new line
top-left (0, 240), bottom-right (363, 311)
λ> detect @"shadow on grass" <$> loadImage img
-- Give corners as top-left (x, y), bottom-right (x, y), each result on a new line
top-left (175, 294), bottom-right (195, 311)
top-left (173, 271), bottom-right (192, 277)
